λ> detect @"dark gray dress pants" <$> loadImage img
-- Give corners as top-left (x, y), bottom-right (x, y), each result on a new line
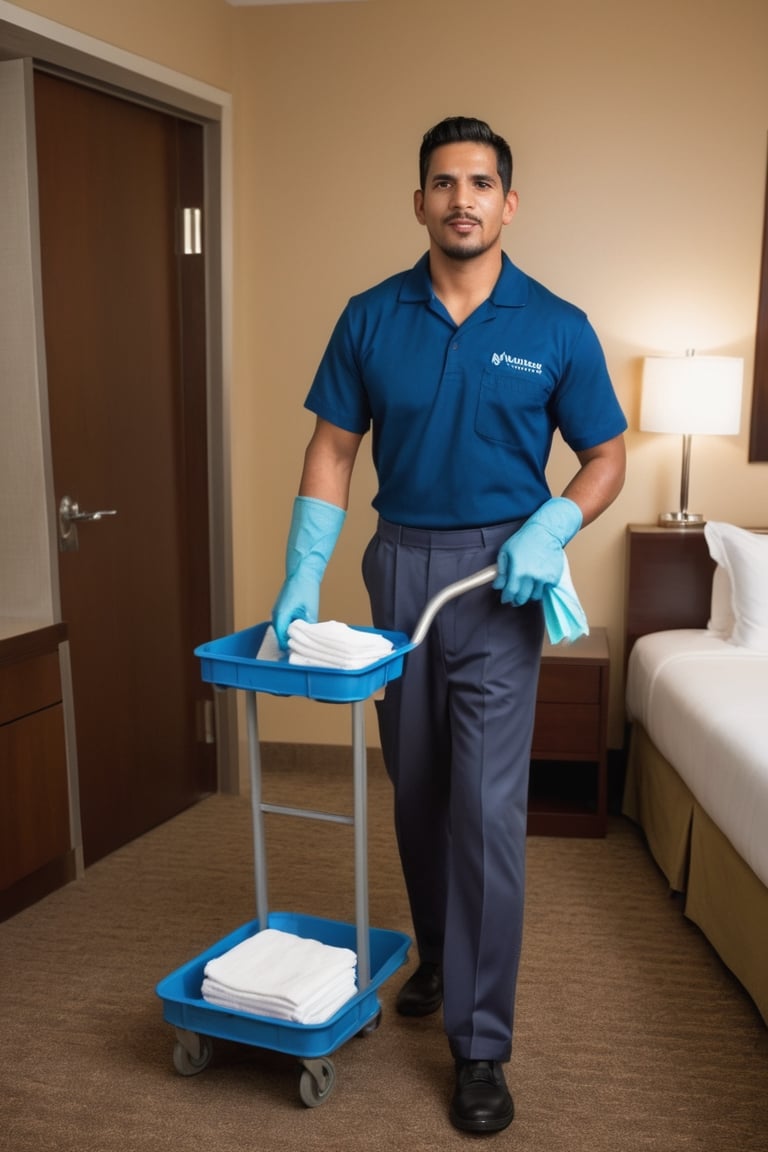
top-left (362, 517), bottom-right (544, 1063)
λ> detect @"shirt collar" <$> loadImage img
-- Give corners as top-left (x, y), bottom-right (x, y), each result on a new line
top-left (399, 251), bottom-right (528, 307)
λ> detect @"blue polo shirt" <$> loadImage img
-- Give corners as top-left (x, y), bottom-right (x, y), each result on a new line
top-left (305, 253), bottom-right (627, 528)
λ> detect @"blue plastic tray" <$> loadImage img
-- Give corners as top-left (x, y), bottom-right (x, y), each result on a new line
top-left (195, 622), bottom-right (413, 702)
top-left (155, 912), bottom-right (411, 1059)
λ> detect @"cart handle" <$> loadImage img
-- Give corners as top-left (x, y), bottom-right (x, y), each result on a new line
top-left (409, 565), bottom-right (498, 647)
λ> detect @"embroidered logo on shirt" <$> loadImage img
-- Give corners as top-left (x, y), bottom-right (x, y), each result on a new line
top-left (491, 352), bottom-right (543, 375)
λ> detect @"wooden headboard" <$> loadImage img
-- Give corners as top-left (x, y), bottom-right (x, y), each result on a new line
top-left (624, 524), bottom-right (768, 663)
top-left (624, 526), bottom-right (714, 662)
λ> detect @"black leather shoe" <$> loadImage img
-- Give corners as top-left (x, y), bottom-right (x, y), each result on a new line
top-left (395, 962), bottom-right (443, 1016)
top-left (449, 1060), bottom-right (515, 1134)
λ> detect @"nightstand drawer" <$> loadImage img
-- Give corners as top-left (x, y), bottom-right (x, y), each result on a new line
top-left (536, 663), bottom-right (601, 704)
top-left (532, 702), bottom-right (601, 757)
top-left (528, 628), bottom-right (609, 837)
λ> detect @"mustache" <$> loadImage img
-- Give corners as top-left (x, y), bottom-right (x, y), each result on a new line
top-left (444, 212), bottom-right (481, 225)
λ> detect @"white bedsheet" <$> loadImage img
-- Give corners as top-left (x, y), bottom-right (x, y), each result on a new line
top-left (626, 629), bottom-right (768, 889)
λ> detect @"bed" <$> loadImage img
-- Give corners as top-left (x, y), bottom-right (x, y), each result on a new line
top-left (622, 521), bottom-right (768, 1025)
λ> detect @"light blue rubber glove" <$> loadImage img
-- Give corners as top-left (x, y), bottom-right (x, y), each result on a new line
top-left (493, 497), bottom-right (583, 606)
top-left (272, 496), bottom-right (346, 649)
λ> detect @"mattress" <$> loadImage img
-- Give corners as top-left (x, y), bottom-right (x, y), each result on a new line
top-left (626, 629), bottom-right (768, 890)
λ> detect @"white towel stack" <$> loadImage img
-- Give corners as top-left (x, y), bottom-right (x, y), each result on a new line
top-left (201, 928), bottom-right (358, 1025)
top-left (287, 619), bottom-right (394, 669)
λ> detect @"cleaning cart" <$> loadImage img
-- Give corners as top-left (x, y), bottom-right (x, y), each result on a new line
top-left (155, 566), bottom-right (497, 1107)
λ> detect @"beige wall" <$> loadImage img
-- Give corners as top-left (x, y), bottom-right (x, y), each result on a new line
top-left (6, 0), bottom-right (768, 755)
top-left (0, 58), bottom-right (53, 624)
top-left (5, 0), bottom-right (234, 88)
top-left (233, 0), bottom-right (768, 749)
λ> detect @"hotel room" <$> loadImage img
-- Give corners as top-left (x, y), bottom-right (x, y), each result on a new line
top-left (1, 0), bottom-right (768, 1146)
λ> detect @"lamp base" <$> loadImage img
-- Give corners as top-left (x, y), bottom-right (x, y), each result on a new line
top-left (658, 511), bottom-right (705, 528)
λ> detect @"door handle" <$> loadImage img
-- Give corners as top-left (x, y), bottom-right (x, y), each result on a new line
top-left (58, 495), bottom-right (117, 551)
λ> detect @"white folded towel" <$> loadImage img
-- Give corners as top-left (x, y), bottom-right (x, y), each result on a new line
top-left (201, 968), bottom-right (356, 1024)
top-left (201, 928), bottom-right (357, 1025)
top-left (287, 619), bottom-right (394, 669)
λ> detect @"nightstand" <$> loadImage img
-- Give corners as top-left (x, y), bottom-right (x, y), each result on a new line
top-left (528, 628), bottom-right (610, 838)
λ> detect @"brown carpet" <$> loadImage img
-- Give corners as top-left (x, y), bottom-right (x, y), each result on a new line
top-left (2, 755), bottom-right (767, 1152)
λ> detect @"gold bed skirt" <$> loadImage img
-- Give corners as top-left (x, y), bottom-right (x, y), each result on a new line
top-left (623, 723), bottom-right (768, 1026)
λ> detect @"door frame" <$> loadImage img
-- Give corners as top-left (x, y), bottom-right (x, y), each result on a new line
top-left (0, 2), bottom-right (238, 798)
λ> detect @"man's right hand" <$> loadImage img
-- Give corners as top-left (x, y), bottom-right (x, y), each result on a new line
top-left (270, 495), bottom-right (346, 649)
top-left (272, 570), bottom-right (322, 649)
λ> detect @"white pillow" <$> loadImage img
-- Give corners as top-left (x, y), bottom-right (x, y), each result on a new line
top-left (706, 563), bottom-right (734, 637)
top-left (704, 522), bottom-right (768, 651)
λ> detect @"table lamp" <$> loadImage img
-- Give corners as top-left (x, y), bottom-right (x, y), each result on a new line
top-left (640, 351), bottom-right (743, 526)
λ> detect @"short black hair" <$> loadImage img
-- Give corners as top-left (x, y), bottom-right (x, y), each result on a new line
top-left (419, 117), bottom-right (513, 195)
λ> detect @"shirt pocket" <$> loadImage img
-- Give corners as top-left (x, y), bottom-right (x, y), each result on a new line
top-left (475, 369), bottom-right (547, 447)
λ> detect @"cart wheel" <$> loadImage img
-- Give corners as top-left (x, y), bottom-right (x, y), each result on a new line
top-left (357, 1008), bottom-right (382, 1037)
top-left (298, 1057), bottom-right (336, 1107)
top-left (172, 1035), bottom-right (213, 1076)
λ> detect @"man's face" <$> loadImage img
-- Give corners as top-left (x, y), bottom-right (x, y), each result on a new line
top-left (414, 141), bottom-right (518, 262)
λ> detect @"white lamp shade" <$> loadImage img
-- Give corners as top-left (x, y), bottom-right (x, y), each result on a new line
top-left (640, 355), bottom-right (743, 436)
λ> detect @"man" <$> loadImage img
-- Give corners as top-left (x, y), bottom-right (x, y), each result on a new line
top-left (272, 116), bottom-right (626, 1134)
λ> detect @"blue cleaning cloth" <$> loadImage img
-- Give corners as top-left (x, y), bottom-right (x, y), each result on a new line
top-left (542, 554), bottom-right (589, 644)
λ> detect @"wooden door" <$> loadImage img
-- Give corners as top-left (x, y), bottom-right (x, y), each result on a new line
top-left (34, 71), bottom-right (215, 865)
